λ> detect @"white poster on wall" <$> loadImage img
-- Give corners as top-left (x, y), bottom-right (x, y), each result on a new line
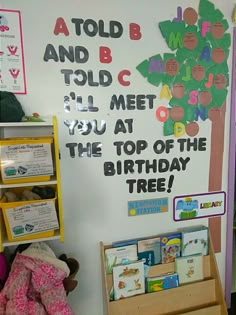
top-left (0, 9), bottom-right (26, 94)
top-left (46, 0), bottom-right (230, 211)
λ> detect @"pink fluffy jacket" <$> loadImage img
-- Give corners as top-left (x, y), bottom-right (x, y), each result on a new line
top-left (0, 243), bottom-right (74, 315)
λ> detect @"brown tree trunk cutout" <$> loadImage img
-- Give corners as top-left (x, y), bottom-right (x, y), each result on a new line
top-left (208, 101), bottom-right (226, 252)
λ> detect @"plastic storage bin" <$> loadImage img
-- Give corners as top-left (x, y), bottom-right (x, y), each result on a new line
top-left (0, 137), bottom-right (54, 184)
top-left (0, 187), bottom-right (58, 242)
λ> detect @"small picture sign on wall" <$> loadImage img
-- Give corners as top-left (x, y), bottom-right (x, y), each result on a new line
top-left (0, 9), bottom-right (26, 94)
top-left (173, 191), bottom-right (226, 221)
top-left (128, 197), bottom-right (168, 216)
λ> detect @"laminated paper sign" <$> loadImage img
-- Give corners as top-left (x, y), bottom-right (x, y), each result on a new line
top-left (0, 9), bottom-right (26, 94)
top-left (5, 200), bottom-right (59, 238)
top-left (0, 141), bottom-right (53, 181)
top-left (128, 198), bottom-right (168, 216)
top-left (173, 191), bottom-right (226, 221)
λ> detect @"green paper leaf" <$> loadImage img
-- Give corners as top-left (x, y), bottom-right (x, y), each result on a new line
top-left (213, 9), bottom-right (224, 21)
top-left (163, 117), bottom-right (175, 136)
top-left (136, 59), bottom-right (150, 78)
top-left (159, 20), bottom-right (185, 51)
top-left (199, 0), bottom-right (215, 19)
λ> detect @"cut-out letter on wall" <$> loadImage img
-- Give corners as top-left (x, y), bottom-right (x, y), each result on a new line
top-left (201, 21), bottom-right (211, 37)
top-left (200, 46), bottom-right (211, 62)
top-left (129, 23), bottom-right (142, 40)
top-left (168, 32), bottom-right (183, 49)
top-left (205, 73), bottom-right (213, 88)
top-left (118, 70), bottom-right (131, 86)
top-left (182, 65), bottom-right (191, 81)
top-left (99, 46), bottom-right (112, 63)
top-left (174, 122), bottom-right (185, 137)
top-left (188, 91), bottom-right (198, 105)
top-left (149, 58), bottom-right (164, 73)
top-left (173, 6), bottom-right (182, 23)
top-left (156, 106), bottom-right (169, 122)
top-left (114, 119), bottom-right (133, 134)
top-left (44, 44), bottom-right (59, 62)
top-left (54, 17), bottom-right (70, 36)
top-left (160, 85), bottom-right (172, 100)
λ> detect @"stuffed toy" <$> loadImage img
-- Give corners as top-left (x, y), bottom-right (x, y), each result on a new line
top-left (59, 254), bottom-right (80, 295)
top-left (0, 91), bottom-right (25, 122)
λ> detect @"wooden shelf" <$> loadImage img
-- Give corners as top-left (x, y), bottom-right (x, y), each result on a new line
top-left (108, 279), bottom-right (216, 315)
top-left (178, 305), bottom-right (223, 315)
top-left (100, 235), bottom-right (228, 315)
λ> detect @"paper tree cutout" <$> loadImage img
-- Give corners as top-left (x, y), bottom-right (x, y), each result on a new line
top-left (136, 0), bottom-right (230, 137)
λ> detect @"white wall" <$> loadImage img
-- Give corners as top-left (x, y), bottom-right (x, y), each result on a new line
top-left (1, 1), bottom-right (234, 314)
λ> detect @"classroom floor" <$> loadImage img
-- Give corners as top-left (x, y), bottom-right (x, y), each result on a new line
top-left (228, 293), bottom-right (236, 315)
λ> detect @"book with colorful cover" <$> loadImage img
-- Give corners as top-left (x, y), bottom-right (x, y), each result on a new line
top-left (181, 226), bottom-right (208, 256)
top-left (146, 272), bottom-right (179, 293)
top-left (175, 254), bottom-right (203, 284)
top-left (113, 260), bottom-right (145, 300)
top-left (137, 237), bottom-right (161, 265)
top-left (160, 232), bottom-right (181, 264)
top-left (105, 245), bottom-right (138, 274)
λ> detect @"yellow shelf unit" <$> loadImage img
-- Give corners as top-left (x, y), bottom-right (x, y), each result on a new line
top-left (0, 116), bottom-right (64, 251)
top-left (100, 235), bottom-right (227, 315)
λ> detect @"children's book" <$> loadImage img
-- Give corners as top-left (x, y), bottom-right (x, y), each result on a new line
top-left (160, 232), bottom-right (181, 264)
top-left (112, 237), bottom-right (144, 248)
top-left (105, 245), bottom-right (138, 274)
top-left (181, 226), bottom-right (208, 256)
top-left (109, 287), bottom-right (114, 301)
top-left (146, 272), bottom-right (179, 293)
top-left (138, 250), bottom-right (155, 266)
top-left (175, 254), bottom-right (203, 284)
top-left (137, 237), bottom-right (161, 265)
top-left (113, 260), bottom-right (145, 300)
